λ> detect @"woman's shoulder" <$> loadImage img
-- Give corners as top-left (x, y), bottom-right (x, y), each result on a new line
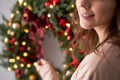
top-left (102, 42), bottom-right (120, 57)
top-left (93, 43), bottom-right (120, 79)
top-left (84, 42), bottom-right (120, 69)
top-left (71, 43), bottom-right (120, 80)
top-left (97, 42), bottom-right (120, 67)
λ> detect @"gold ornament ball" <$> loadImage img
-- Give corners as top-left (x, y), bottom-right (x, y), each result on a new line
top-left (29, 74), bottom-right (36, 80)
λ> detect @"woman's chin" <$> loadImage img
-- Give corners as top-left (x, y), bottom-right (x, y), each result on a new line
top-left (80, 24), bottom-right (93, 30)
top-left (80, 22), bottom-right (94, 29)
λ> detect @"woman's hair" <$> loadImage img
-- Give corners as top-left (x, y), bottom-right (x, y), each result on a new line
top-left (72, 0), bottom-right (120, 54)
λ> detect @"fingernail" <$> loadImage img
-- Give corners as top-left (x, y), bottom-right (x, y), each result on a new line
top-left (38, 59), bottom-right (42, 65)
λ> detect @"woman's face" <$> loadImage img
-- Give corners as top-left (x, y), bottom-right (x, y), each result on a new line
top-left (76, 0), bottom-right (116, 29)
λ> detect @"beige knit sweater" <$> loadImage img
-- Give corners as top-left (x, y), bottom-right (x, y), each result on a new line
top-left (71, 43), bottom-right (120, 80)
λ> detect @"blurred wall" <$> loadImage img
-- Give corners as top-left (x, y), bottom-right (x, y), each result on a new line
top-left (0, 0), bottom-right (65, 80)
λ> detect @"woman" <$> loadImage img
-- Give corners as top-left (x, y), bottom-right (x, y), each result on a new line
top-left (36, 0), bottom-right (120, 80)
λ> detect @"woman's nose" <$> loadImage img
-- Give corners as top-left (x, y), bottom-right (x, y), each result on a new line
top-left (76, 0), bottom-right (91, 10)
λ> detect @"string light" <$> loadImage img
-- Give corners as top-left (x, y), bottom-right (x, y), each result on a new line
top-left (22, 41), bottom-right (26, 46)
top-left (12, 23), bottom-right (17, 29)
top-left (10, 31), bottom-right (15, 36)
top-left (63, 64), bottom-right (69, 69)
top-left (8, 67), bottom-right (12, 71)
top-left (50, 5), bottom-right (54, 8)
top-left (71, 4), bottom-right (75, 8)
top-left (23, 2), bottom-right (27, 6)
top-left (16, 10), bottom-right (20, 14)
top-left (9, 58), bottom-right (15, 63)
top-left (24, 29), bottom-right (29, 33)
top-left (66, 23), bottom-right (71, 28)
top-left (27, 63), bottom-right (31, 68)
top-left (27, 47), bottom-right (31, 51)
top-left (14, 41), bottom-right (18, 45)
top-left (69, 13), bottom-right (73, 17)
top-left (12, 23), bottom-right (20, 29)
top-left (23, 52), bottom-right (28, 57)
top-left (45, 25), bottom-right (49, 29)
top-left (16, 56), bottom-right (20, 60)
top-left (64, 32), bottom-right (68, 36)
top-left (4, 37), bottom-right (9, 43)
top-left (14, 64), bottom-right (18, 69)
top-left (18, 0), bottom-right (24, 6)
top-left (47, 13), bottom-right (51, 18)
top-left (33, 62), bottom-right (37, 66)
top-left (66, 70), bottom-right (71, 76)
top-left (20, 63), bottom-right (24, 67)
top-left (10, 13), bottom-right (15, 18)
top-left (69, 47), bottom-right (73, 51)
top-left (7, 30), bottom-right (11, 35)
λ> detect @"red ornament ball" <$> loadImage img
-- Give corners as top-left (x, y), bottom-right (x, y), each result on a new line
top-left (19, 46), bottom-right (26, 52)
top-left (10, 46), bottom-right (15, 53)
top-left (20, 58), bottom-right (26, 63)
top-left (15, 69), bottom-right (23, 79)
top-left (9, 37), bottom-right (16, 44)
top-left (59, 18), bottom-right (68, 30)
top-left (44, 1), bottom-right (51, 7)
top-left (49, 0), bottom-right (60, 5)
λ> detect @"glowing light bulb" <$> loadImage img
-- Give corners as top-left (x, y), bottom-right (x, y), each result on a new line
top-left (20, 63), bottom-right (24, 67)
top-left (10, 31), bottom-right (15, 36)
top-left (23, 52), bottom-right (28, 57)
top-left (33, 62), bottom-right (37, 66)
top-left (12, 23), bottom-right (17, 29)
top-left (7, 30), bottom-right (11, 35)
top-left (14, 64), bottom-right (18, 69)
top-left (16, 56), bottom-right (20, 60)
top-left (64, 32), bottom-right (68, 36)
top-left (50, 5), bottom-right (54, 8)
top-left (9, 58), bottom-right (15, 63)
top-left (4, 37), bottom-right (9, 43)
top-left (24, 29), bottom-right (29, 33)
top-left (71, 4), bottom-right (75, 8)
top-left (10, 13), bottom-right (15, 18)
top-left (45, 25), bottom-right (49, 29)
top-left (23, 2), bottom-right (27, 6)
top-left (27, 64), bottom-right (31, 68)
top-left (69, 47), bottom-right (73, 51)
top-left (14, 41), bottom-right (18, 45)
top-left (16, 10), bottom-right (20, 14)
top-left (18, 0), bottom-right (24, 5)
top-left (27, 47), bottom-right (31, 51)
top-left (22, 41), bottom-right (26, 46)
top-left (8, 67), bottom-right (12, 71)
top-left (47, 14), bottom-right (51, 17)
top-left (69, 13), bottom-right (73, 17)
top-left (66, 23), bottom-right (71, 28)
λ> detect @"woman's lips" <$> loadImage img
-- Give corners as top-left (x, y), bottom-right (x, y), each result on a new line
top-left (80, 14), bottom-right (94, 19)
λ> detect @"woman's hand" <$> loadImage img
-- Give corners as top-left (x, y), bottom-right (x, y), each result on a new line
top-left (35, 58), bottom-right (59, 80)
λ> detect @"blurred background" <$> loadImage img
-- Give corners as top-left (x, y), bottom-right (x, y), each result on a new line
top-left (0, 0), bottom-right (65, 80)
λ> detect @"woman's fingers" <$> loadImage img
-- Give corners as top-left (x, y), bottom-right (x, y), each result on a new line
top-left (35, 59), bottom-right (59, 80)
top-left (39, 58), bottom-right (47, 65)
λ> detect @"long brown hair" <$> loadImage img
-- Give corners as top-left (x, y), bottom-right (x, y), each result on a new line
top-left (72, 0), bottom-right (120, 54)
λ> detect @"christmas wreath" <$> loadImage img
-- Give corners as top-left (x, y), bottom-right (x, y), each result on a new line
top-left (0, 0), bottom-right (85, 80)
